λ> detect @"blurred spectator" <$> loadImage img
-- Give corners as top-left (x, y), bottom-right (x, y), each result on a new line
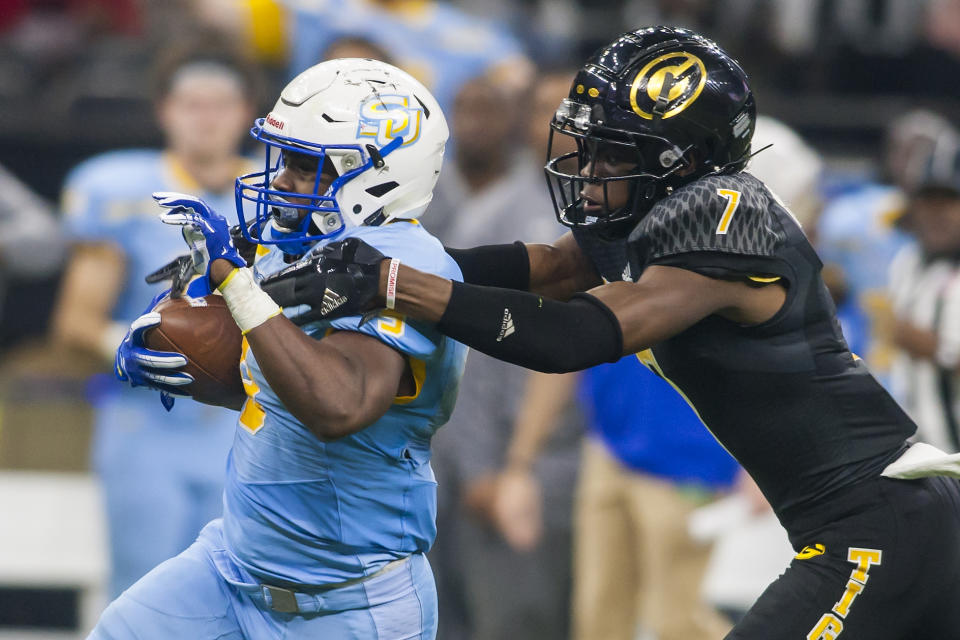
top-left (321, 34), bottom-right (394, 63)
top-left (49, 37), bottom-right (260, 598)
top-left (427, 70), bottom-right (565, 241)
top-left (495, 358), bottom-right (738, 640)
top-left (890, 141), bottom-right (960, 452)
top-left (0, 0), bottom-right (143, 109)
top-left (281, 0), bottom-right (533, 113)
top-left (925, 0), bottom-right (960, 57)
top-left (189, 0), bottom-right (289, 65)
top-left (0, 163), bottom-right (66, 341)
top-left (748, 117), bottom-right (878, 356)
top-left (426, 72), bottom-right (577, 640)
top-left (817, 110), bottom-right (956, 379)
top-left (748, 115), bottom-right (824, 234)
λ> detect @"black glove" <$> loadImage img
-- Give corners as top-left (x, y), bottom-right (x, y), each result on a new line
top-left (260, 237), bottom-right (387, 325)
top-left (146, 224), bottom-right (259, 299)
top-left (145, 254), bottom-right (196, 299)
top-left (230, 223), bottom-right (259, 267)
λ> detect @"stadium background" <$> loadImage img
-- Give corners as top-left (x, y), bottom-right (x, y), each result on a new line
top-left (0, 0), bottom-right (958, 637)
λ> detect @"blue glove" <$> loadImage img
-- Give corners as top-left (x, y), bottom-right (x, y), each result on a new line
top-left (153, 192), bottom-right (247, 296)
top-left (115, 291), bottom-right (193, 411)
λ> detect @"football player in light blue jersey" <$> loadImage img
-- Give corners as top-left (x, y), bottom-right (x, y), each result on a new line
top-left (96, 58), bottom-right (466, 639)
top-left (51, 40), bottom-right (260, 599)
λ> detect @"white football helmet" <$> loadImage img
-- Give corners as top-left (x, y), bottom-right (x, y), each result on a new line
top-left (235, 58), bottom-right (448, 253)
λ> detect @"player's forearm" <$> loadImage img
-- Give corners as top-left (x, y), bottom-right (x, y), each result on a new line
top-left (246, 317), bottom-right (384, 440)
top-left (382, 264), bottom-right (622, 373)
top-left (444, 235), bottom-right (600, 300)
top-left (388, 263), bottom-right (455, 323)
top-left (446, 242), bottom-right (531, 290)
top-left (526, 234), bottom-right (602, 300)
top-left (384, 241), bottom-right (596, 322)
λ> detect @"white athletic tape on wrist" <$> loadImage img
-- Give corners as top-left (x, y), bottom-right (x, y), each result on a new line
top-left (218, 267), bottom-right (282, 334)
top-left (386, 258), bottom-right (401, 310)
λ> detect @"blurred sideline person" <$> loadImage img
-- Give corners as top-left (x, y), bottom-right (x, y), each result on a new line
top-left (816, 110), bottom-right (958, 384)
top-left (0, 163), bottom-right (65, 339)
top-left (427, 72), bottom-right (577, 640)
top-left (321, 34), bottom-right (394, 65)
top-left (95, 58), bottom-right (466, 639)
top-left (890, 141), bottom-right (960, 453)
top-left (494, 356), bottom-right (737, 640)
top-left (282, 0), bottom-right (533, 113)
top-left (51, 37), bottom-right (259, 598)
top-left (264, 27), bottom-right (960, 638)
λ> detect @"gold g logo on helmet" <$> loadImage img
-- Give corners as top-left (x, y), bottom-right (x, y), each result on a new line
top-left (629, 51), bottom-right (707, 120)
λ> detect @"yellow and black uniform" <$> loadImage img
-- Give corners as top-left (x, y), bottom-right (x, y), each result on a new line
top-left (575, 171), bottom-right (960, 639)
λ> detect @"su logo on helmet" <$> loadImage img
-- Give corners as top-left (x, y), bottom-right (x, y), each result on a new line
top-left (629, 52), bottom-right (707, 120)
top-left (356, 94), bottom-right (423, 148)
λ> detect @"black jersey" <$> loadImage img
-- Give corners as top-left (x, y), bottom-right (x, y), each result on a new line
top-left (574, 172), bottom-right (915, 524)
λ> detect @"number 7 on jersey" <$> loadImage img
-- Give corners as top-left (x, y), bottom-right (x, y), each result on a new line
top-left (715, 189), bottom-right (741, 235)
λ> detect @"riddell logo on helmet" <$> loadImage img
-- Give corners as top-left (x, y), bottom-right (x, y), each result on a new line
top-left (629, 52), bottom-right (707, 120)
top-left (265, 113), bottom-right (286, 130)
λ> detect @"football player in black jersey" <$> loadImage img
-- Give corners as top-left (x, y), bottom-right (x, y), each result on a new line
top-left (262, 27), bottom-right (960, 638)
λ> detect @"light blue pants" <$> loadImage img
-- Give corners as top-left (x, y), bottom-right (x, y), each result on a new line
top-left (88, 519), bottom-right (438, 639)
top-left (92, 399), bottom-right (234, 598)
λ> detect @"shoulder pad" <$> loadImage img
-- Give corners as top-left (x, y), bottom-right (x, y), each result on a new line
top-left (628, 173), bottom-right (787, 268)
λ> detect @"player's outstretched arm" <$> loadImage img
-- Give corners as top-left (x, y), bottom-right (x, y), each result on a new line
top-left (256, 237), bottom-right (786, 373)
top-left (383, 261), bottom-right (786, 372)
top-left (446, 231), bottom-right (601, 300)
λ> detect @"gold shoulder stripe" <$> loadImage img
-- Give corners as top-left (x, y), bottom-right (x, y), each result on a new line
top-left (749, 276), bottom-right (781, 283)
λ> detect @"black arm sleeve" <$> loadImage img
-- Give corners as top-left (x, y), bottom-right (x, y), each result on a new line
top-left (436, 281), bottom-right (623, 374)
top-left (445, 241), bottom-right (530, 290)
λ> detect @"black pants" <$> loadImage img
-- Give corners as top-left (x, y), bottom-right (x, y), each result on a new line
top-left (729, 475), bottom-right (960, 639)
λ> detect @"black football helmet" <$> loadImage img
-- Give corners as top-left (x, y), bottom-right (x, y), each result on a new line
top-left (545, 26), bottom-right (756, 236)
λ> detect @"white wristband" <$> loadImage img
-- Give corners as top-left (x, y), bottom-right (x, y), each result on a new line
top-left (385, 258), bottom-right (401, 310)
top-left (218, 267), bottom-right (282, 334)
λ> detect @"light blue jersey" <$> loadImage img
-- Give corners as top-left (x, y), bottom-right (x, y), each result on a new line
top-left (222, 220), bottom-right (468, 585)
top-left (285, 0), bottom-right (523, 113)
top-left (89, 220), bottom-right (464, 639)
top-left (816, 181), bottom-right (910, 381)
top-left (62, 150), bottom-right (244, 596)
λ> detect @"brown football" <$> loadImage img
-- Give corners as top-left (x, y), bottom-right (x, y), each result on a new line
top-left (144, 294), bottom-right (246, 409)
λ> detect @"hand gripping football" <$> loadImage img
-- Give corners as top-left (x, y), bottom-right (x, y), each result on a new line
top-left (143, 294), bottom-right (245, 409)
